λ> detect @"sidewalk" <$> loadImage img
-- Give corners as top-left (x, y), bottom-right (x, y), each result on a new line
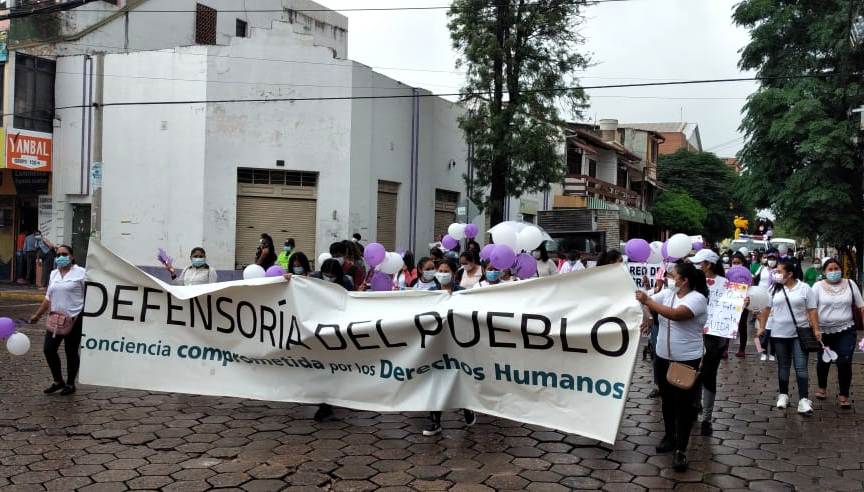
top-left (0, 283), bottom-right (45, 302)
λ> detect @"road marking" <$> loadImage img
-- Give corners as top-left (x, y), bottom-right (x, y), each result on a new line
top-left (0, 303), bottom-right (40, 308)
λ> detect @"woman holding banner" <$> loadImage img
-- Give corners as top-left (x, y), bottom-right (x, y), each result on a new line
top-left (423, 259), bottom-right (478, 436)
top-left (812, 259), bottom-right (863, 408)
top-left (636, 262), bottom-right (708, 472)
top-left (758, 259), bottom-right (820, 414)
top-left (413, 258), bottom-right (439, 290)
top-left (164, 247), bottom-right (219, 286)
top-left (689, 249), bottom-right (728, 436)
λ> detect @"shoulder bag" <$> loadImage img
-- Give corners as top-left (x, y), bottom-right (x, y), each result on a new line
top-left (665, 295), bottom-right (701, 390)
top-left (849, 280), bottom-right (864, 331)
top-left (47, 312), bottom-right (76, 337)
top-left (781, 286), bottom-right (820, 352)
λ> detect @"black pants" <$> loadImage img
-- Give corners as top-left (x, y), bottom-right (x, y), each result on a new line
top-left (43, 316), bottom-right (83, 385)
top-left (654, 356), bottom-right (701, 452)
top-left (816, 328), bottom-right (856, 397)
top-left (701, 335), bottom-right (729, 422)
top-left (39, 250), bottom-right (55, 287)
top-left (26, 251), bottom-right (38, 284)
top-left (737, 310), bottom-right (748, 352)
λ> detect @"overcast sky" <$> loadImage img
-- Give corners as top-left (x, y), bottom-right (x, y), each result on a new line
top-left (316, 0), bottom-right (756, 156)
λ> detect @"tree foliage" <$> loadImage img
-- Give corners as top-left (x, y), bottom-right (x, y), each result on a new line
top-left (651, 191), bottom-right (708, 234)
top-left (448, 0), bottom-right (589, 224)
top-left (732, 0), bottom-right (864, 245)
top-left (657, 149), bottom-right (744, 242)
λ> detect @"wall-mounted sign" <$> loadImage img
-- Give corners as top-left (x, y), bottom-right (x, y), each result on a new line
top-left (12, 171), bottom-right (49, 194)
top-left (6, 130), bottom-right (52, 172)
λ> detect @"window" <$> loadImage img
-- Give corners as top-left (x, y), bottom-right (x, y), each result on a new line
top-left (195, 3), bottom-right (217, 45)
top-left (14, 53), bottom-right (55, 133)
top-left (237, 169), bottom-right (318, 187)
top-left (236, 19), bottom-right (248, 38)
top-left (588, 159), bottom-right (597, 178)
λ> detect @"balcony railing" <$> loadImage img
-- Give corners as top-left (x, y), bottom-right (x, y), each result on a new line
top-left (563, 174), bottom-right (642, 208)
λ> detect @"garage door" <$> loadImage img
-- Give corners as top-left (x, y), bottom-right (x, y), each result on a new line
top-left (377, 180), bottom-right (399, 251)
top-left (235, 170), bottom-right (317, 269)
top-left (434, 189), bottom-right (459, 242)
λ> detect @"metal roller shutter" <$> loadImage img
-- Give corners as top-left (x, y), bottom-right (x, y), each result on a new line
top-left (434, 189), bottom-right (459, 241)
top-left (376, 180), bottom-right (399, 251)
top-left (235, 170), bottom-right (317, 269)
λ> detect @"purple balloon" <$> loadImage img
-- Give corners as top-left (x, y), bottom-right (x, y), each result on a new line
top-left (625, 238), bottom-right (651, 263)
top-left (693, 241), bottom-right (704, 252)
top-left (727, 266), bottom-right (753, 286)
top-left (479, 244), bottom-right (495, 261)
top-left (442, 234), bottom-right (459, 250)
top-left (370, 271), bottom-right (394, 291)
top-left (0, 317), bottom-right (15, 340)
top-left (490, 244), bottom-right (517, 270)
top-left (464, 223), bottom-right (479, 239)
top-left (513, 253), bottom-right (538, 279)
top-left (661, 242), bottom-right (679, 262)
top-left (364, 243), bottom-right (386, 268)
top-left (265, 265), bottom-right (286, 277)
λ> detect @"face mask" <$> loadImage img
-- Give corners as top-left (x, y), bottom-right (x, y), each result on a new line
top-left (486, 271), bottom-right (501, 282)
top-left (292, 267), bottom-right (305, 275)
top-left (768, 260), bottom-right (777, 268)
top-left (421, 270), bottom-right (436, 282)
top-left (191, 258), bottom-right (206, 268)
top-left (667, 279), bottom-right (677, 290)
top-left (761, 259), bottom-right (768, 265)
top-left (435, 272), bottom-right (452, 285)
top-left (532, 251), bottom-right (541, 260)
top-left (772, 272), bottom-right (785, 283)
top-left (55, 256), bottom-right (71, 268)
top-left (323, 274), bottom-right (337, 283)
top-left (284, 246), bottom-right (292, 253)
top-left (826, 271), bottom-right (842, 283)
top-left (722, 257), bottom-right (730, 263)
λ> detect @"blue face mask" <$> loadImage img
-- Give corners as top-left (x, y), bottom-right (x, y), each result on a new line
top-left (55, 256), bottom-right (71, 268)
top-left (191, 258), bottom-right (206, 268)
top-left (826, 271), bottom-right (842, 283)
top-left (485, 270), bottom-right (501, 282)
top-left (284, 246), bottom-right (293, 253)
top-left (292, 267), bottom-right (305, 275)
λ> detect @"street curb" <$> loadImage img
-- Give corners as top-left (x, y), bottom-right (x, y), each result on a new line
top-left (0, 291), bottom-right (45, 302)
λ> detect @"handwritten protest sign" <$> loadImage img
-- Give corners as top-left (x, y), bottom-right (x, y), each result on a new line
top-left (704, 280), bottom-right (748, 338)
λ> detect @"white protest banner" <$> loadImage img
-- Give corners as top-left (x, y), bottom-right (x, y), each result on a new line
top-left (627, 262), bottom-right (664, 290)
top-left (704, 279), bottom-right (749, 338)
top-left (79, 240), bottom-right (642, 444)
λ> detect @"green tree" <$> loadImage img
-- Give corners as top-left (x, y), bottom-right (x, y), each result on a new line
top-left (657, 149), bottom-right (740, 241)
top-left (449, 0), bottom-right (589, 225)
top-left (651, 191), bottom-right (708, 234)
top-left (732, 1), bottom-right (864, 249)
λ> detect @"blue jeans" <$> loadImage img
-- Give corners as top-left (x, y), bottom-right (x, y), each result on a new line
top-left (772, 337), bottom-right (809, 399)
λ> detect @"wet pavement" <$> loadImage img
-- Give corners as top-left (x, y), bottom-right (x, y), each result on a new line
top-left (3, 298), bottom-right (864, 491)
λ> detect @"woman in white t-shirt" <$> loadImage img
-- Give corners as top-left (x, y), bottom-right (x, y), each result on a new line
top-left (813, 258), bottom-right (864, 408)
top-left (636, 262), bottom-right (709, 473)
top-left (758, 259), bottom-right (821, 414)
top-left (29, 245), bottom-right (86, 396)
top-left (533, 245), bottom-right (559, 277)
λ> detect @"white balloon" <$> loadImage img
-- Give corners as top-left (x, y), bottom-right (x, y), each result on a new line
top-left (448, 223), bottom-right (467, 241)
top-left (517, 226), bottom-right (544, 252)
top-left (379, 252), bottom-right (404, 275)
top-left (317, 253), bottom-right (332, 267)
top-left (492, 226), bottom-right (519, 250)
top-left (7, 332), bottom-right (30, 356)
top-left (667, 233), bottom-right (692, 259)
top-left (747, 286), bottom-right (770, 311)
top-left (647, 241), bottom-right (664, 264)
top-left (243, 264), bottom-right (266, 280)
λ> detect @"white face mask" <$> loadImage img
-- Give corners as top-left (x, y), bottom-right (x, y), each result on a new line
top-left (435, 272), bottom-right (452, 286)
top-left (421, 270), bottom-right (436, 282)
top-left (666, 278), bottom-right (677, 290)
top-left (772, 272), bottom-right (785, 283)
top-left (767, 260), bottom-right (777, 268)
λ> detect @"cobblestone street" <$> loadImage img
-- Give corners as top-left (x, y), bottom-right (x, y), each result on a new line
top-left (3, 299), bottom-right (864, 491)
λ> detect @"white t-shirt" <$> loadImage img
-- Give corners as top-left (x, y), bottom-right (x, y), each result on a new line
top-left (559, 260), bottom-right (585, 274)
top-left (536, 259), bottom-right (559, 277)
top-left (177, 266), bottom-right (218, 286)
top-left (652, 289), bottom-right (708, 361)
top-left (46, 265), bottom-right (87, 317)
top-left (753, 265), bottom-right (773, 289)
top-left (766, 281), bottom-right (817, 338)
top-left (813, 280), bottom-right (864, 334)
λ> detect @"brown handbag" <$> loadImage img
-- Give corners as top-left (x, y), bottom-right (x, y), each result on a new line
top-left (665, 295), bottom-right (701, 390)
top-left (47, 312), bottom-right (76, 337)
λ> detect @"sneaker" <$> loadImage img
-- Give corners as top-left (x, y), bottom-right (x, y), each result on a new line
top-left (769, 355), bottom-right (775, 361)
top-left (798, 398), bottom-right (813, 414)
top-left (422, 418), bottom-right (442, 436)
top-left (776, 394), bottom-right (789, 409)
top-left (59, 385), bottom-right (76, 396)
top-left (655, 436), bottom-right (674, 453)
top-left (672, 450), bottom-right (689, 472)
top-left (700, 420), bottom-right (713, 436)
top-left (760, 353), bottom-right (768, 361)
top-left (43, 383), bottom-right (65, 394)
top-left (735, 350), bottom-right (746, 358)
top-left (313, 404), bottom-right (333, 422)
top-left (463, 409), bottom-right (477, 427)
